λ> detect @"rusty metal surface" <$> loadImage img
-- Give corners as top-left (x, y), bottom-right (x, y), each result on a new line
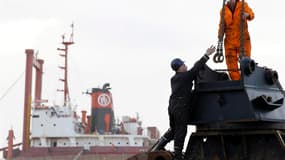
top-left (127, 151), bottom-right (173, 160)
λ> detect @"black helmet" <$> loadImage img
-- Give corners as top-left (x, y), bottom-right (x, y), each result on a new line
top-left (171, 58), bottom-right (184, 71)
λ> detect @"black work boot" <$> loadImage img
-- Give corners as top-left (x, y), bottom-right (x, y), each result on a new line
top-left (149, 128), bottom-right (173, 152)
top-left (173, 146), bottom-right (183, 160)
top-left (150, 136), bottom-right (168, 151)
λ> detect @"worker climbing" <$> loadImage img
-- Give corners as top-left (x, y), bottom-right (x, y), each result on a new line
top-left (215, 0), bottom-right (254, 80)
top-left (128, 1), bottom-right (285, 160)
top-left (149, 45), bottom-right (216, 160)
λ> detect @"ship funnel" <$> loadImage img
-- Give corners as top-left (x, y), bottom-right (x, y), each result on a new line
top-left (89, 84), bottom-right (115, 134)
top-left (103, 83), bottom-right (111, 90)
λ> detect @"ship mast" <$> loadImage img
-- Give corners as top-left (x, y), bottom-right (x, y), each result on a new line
top-left (57, 23), bottom-right (74, 105)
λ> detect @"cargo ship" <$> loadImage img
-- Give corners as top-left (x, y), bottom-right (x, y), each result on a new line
top-left (0, 26), bottom-right (159, 160)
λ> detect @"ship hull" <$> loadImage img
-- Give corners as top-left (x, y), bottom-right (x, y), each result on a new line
top-left (7, 146), bottom-right (149, 160)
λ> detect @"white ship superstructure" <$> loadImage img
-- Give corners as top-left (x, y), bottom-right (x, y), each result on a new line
top-left (30, 103), bottom-right (152, 148)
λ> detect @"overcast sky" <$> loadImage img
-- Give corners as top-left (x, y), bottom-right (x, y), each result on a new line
top-left (0, 0), bottom-right (284, 151)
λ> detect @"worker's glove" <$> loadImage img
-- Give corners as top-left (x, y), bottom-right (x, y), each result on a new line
top-left (213, 41), bottom-right (224, 63)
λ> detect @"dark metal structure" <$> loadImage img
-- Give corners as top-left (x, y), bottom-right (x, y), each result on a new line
top-left (184, 57), bottom-right (285, 160)
top-left (128, 57), bottom-right (285, 160)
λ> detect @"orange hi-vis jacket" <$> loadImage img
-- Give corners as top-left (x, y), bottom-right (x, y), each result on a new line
top-left (218, 0), bottom-right (254, 80)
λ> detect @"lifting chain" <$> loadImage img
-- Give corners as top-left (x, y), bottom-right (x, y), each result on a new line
top-left (239, 0), bottom-right (246, 59)
top-left (213, 0), bottom-right (227, 63)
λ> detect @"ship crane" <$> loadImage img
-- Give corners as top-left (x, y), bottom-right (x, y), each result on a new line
top-left (21, 24), bottom-right (75, 152)
top-left (22, 50), bottom-right (44, 151)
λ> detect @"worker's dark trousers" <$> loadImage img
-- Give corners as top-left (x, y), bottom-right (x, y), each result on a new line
top-left (168, 99), bottom-right (189, 156)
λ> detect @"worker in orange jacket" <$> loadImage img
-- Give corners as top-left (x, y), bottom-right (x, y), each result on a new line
top-left (218, 0), bottom-right (254, 80)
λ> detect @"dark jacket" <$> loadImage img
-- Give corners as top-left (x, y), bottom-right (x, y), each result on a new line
top-left (170, 54), bottom-right (209, 100)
